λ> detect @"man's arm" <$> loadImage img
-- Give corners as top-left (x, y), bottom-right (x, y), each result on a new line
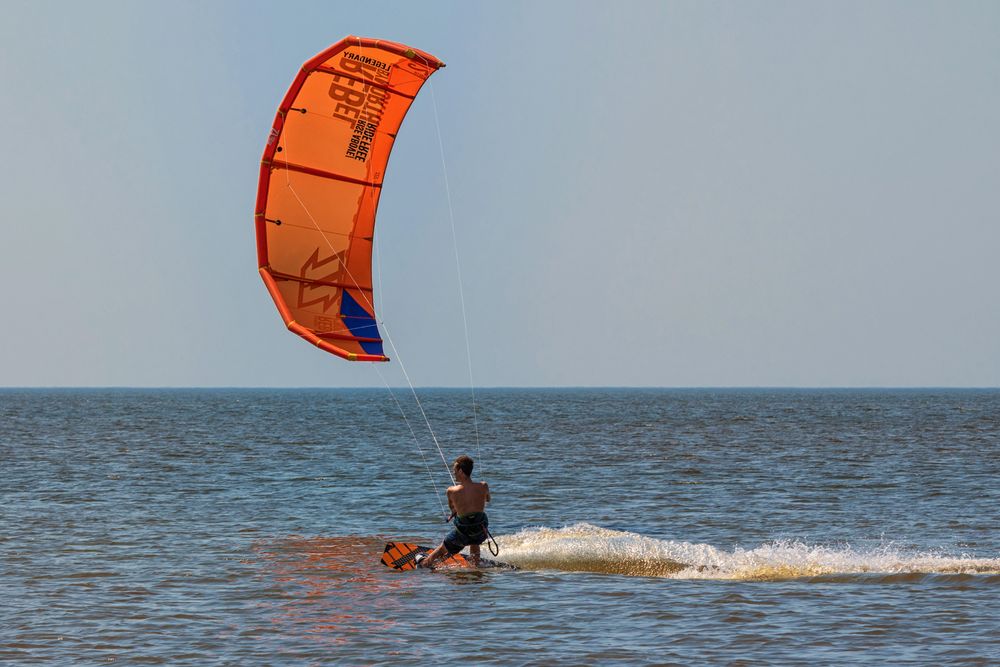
top-left (484, 482), bottom-right (491, 504)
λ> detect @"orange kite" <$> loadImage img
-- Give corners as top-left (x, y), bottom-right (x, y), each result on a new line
top-left (255, 36), bottom-right (445, 362)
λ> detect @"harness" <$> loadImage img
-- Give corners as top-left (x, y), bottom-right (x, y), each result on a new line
top-left (449, 512), bottom-right (500, 557)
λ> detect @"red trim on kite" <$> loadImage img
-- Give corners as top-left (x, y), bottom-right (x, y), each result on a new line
top-left (268, 159), bottom-right (383, 189)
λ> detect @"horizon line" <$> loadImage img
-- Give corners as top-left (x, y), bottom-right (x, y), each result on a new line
top-left (2, 385), bottom-right (999, 391)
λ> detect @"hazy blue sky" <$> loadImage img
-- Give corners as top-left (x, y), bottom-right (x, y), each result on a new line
top-left (2, 1), bottom-right (998, 387)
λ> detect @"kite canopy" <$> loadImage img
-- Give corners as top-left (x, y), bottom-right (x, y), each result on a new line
top-left (255, 36), bottom-right (444, 362)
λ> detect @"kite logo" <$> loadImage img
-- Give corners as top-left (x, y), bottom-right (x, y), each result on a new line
top-left (395, 58), bottom-right (433, 79)
top-left (342, 51), bottom-right (391, 73)
top-left (328, 52), bottom-right (395, 162)
top-left (315, 315), bottom-right (336, 332)
top-left (297, 248), bottom-right (346, 312)
top-left (346, 119), bottom-right (377, 162)
top-left (267, 127), bottom-right (280, 146)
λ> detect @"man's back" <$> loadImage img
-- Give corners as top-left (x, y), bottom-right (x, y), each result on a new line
top-left (448, 480), bottom-right (490, 516)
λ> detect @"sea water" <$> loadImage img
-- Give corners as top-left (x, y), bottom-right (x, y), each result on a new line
top-left (2, 388), bottom-right (998, 664)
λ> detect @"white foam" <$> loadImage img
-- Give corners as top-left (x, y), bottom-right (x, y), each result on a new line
top-left (494, 523), bottom-right (1000, 580)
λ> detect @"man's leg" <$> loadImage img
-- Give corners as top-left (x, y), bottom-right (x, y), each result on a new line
top-left (469, 544), bottom-right (481, 567)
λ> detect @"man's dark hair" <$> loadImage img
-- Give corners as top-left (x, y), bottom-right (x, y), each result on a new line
top-left (453, 455), bottom-right (474, 477)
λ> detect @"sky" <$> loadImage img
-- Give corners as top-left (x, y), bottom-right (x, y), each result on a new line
top-left (1, 0), bottom-right (998, 387)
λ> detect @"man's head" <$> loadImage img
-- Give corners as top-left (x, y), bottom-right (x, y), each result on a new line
top-left (453, 455), bottom-right (474, 478)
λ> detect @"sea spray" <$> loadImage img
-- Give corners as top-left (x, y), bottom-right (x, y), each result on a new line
top-left (495, 523), bottom-right (1000, 580)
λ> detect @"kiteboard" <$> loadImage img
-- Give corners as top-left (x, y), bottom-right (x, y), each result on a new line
top-left (381, 542), bottom-right (517, 571)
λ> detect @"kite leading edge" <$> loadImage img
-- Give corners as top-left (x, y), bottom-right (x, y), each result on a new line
top-left (254, 36), bottom-right (445, 362)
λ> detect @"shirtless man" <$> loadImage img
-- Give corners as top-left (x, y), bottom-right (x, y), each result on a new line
top-left (417, 455), bottom-right (491, 568)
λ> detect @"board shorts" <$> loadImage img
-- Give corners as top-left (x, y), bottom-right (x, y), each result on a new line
top-left (443, 512), bottom-right (489, 555)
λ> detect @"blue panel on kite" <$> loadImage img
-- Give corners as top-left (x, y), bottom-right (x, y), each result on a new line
top-left (340, 291), bottom-right (384, 356)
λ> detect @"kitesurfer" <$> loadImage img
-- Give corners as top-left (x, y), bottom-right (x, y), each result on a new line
top-left (416, 455), bottom-right (491, 568)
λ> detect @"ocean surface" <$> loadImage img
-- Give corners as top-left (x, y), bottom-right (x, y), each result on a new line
top-left (2, 388), bottom-right (998, 665)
